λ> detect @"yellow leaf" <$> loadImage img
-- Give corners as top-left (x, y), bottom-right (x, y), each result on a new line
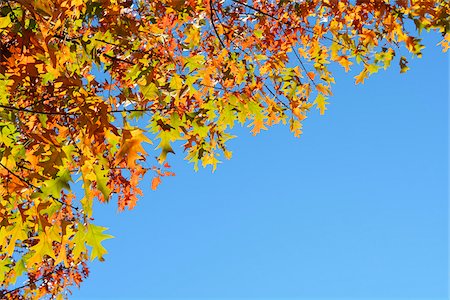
top-left (314, 94), bottom-right (329, 115)
top-left (293, 107), bottom-right (307, 121)
top-left (86, 224), bottom-right (113, 261)
top-left (0, 16), bottom-right (11, 29)
top-left (169, 74), bottom-right (183, 90)
top-left (27, 231), bottom-right (56, 267)
top-left (338, 56), bottom-right (353, 72)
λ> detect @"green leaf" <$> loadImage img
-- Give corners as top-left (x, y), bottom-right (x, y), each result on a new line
top-left (254, 54), bottom-right (267, 61)
top-left (86, 223), bottom-right (113, 261)
top-left (218, 105), bottom-right (236, 129)
top-left (0, 257), bottom-right (11, 283)
top-left (192, 122), bottom-right (209, 138)
top-left (367, 64), bottom-right (379, 74)
top-left (12, 258), bottom-right (26, 284)
top-left (72, 224), bottom-right (87, 261)
top-left (155, 130), bottom-right (176, 162)
top-left (140, 82), bottom-right (159, 100)
top-left (254, 29), bottom-right (263, 39)
top-left (41, 169), bottom-right (72, 198)
top-left (169, 74), bottom-right (183, 90)
top-left (93, 162), bottom-right (111, 201)
top-left (184, 55), bottom-right (205, 71)
top-left (27, 231), bottom-right (56, 267)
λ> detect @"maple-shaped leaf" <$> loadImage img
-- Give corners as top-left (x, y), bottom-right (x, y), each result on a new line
top-left (27, 231), bottom-right (56, 267)
top-left (250, 118), bottom-right (267, 135)
top-left (85, 224), bottom-right (113, 262)
top-left (5, 217), bottom-right (28, 256)
top-left (155, 130), bottom-right (176, 162)
top-left (116, 128), bottom-right (151, 168)
top-left (40, 169), bottom-right (72, 199)
top-left (184, 54), bottom-right (205, 71)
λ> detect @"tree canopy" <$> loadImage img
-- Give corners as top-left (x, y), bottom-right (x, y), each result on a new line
top-left (0, 0), bottom-right (448, 298)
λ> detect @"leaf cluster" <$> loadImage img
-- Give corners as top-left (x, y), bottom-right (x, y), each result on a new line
top-left (0, 0), bottom-right (448, 298)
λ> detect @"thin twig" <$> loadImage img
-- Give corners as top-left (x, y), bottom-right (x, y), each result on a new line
top-left (0, 162), bottom-right (81, 212)
top-left (0, 104), bottom-right (71, 116)
top-left (209, 0), bottom-right (227, 49)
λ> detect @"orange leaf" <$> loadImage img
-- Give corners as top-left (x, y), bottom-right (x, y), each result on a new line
top-left (151, 177), bottom-right (162, 190)
top-left (354, 70), bottom-right (368, 84)
top-left (316, 84), bottom-right (331, 96)
top-left (293, 107), bottom-right (306, 121)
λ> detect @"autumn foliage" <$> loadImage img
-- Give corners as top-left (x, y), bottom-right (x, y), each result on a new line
top-left (0, 0), bottom-right (448, 298)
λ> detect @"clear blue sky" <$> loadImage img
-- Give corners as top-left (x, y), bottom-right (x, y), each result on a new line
top-left (72, 32), bottom-right (448, 299)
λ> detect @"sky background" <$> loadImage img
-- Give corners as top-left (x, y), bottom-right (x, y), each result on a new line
top-left (72, 32), bottom-right (448, 299)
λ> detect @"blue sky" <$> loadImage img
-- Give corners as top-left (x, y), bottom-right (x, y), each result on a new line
top-left (72, 32), bottom-right (448, 299)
